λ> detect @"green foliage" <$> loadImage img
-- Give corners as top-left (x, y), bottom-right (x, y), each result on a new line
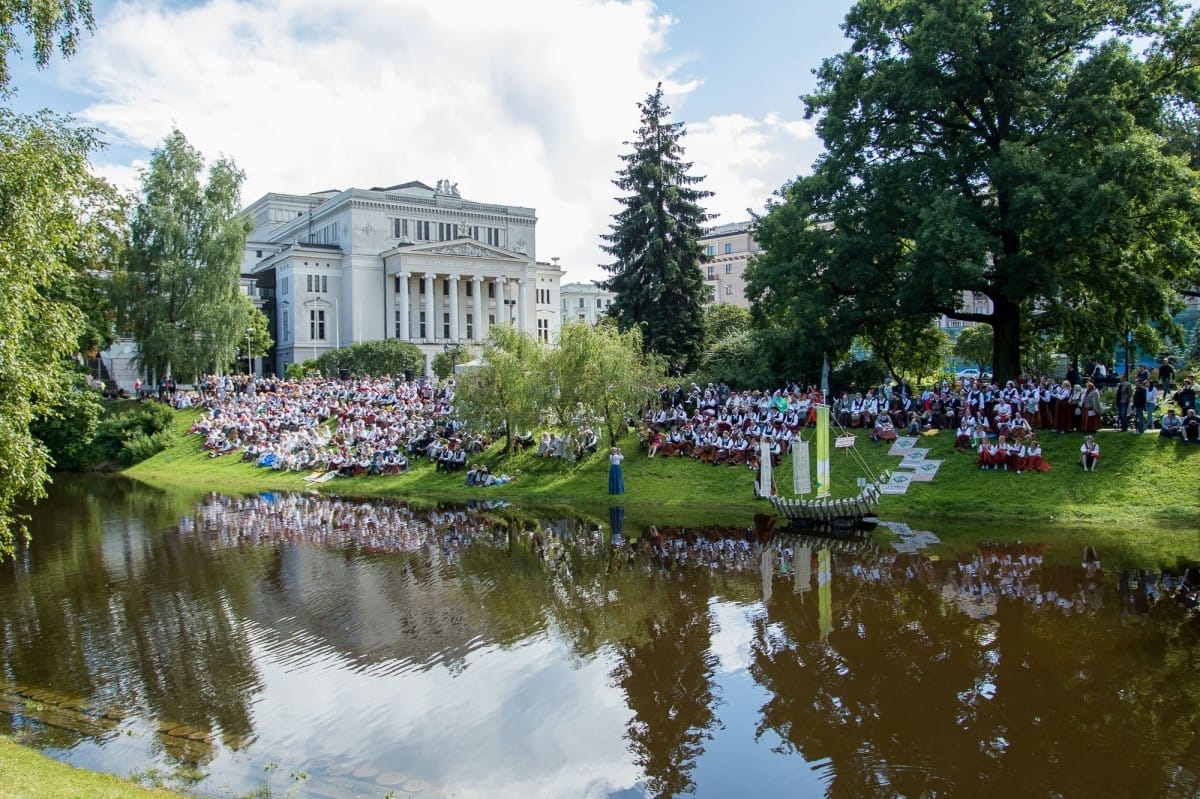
top-left (88, 402), bottom-right (176, 467)
top-left (0, 1), bottom-right (94, 95)
top-left (702, 303), bottom-right (750, 348)
top-left (0, 108), bottom-right (114, 556)
top-left (863, 319), bottom-right (949, 385)
top-left (309, 339), bottom-right (424, 379)
top-left (695, 329), bottom-right (772, 390)
top-left (953, 325), bottom-right (994, 372)
top-left (750, 0), bottom-right (1200, 384)
top-left (455, 326), bottom-right (546, 452)
top-left (544, 322), bottom-right (665, 448)
top-left (117, 129), bottom-right (253, 383)
top-left (601, 84), bottom-right (712, 373)
top-left (283, 361), bottom-right (311, 381)
top-left (431, 345), bottom-right (472, 379)
top-left (30, 374), bottom-right (104, 471)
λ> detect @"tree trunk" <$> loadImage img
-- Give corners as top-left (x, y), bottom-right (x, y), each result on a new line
top-left (991, 296), bottom-right (1022, 383)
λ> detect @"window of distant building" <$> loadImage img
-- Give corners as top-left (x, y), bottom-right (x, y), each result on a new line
top-left (707, 266), bottom-right (716, 279)
top-left (725, 263), bottom-right (733, 275)
top-left (419, 311), bottom-right (426, 338)
top-left (309, 309), bottom-right (326, 340)
top-left (466, 314), bottom-right (473, 339)
top-left (725, 284), bottom-right (733, 295)
top-left (724, 243), bottom-right (733, 254)
top-left (394, 310), bottom-right (404, 338)
top-left (706, 245), bottom-right (715, 257)
top-left (537, 318), bottom-right (549, 342)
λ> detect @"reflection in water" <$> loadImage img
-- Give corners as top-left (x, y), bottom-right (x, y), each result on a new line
top-left (1, 479), bottom-right (1199, 798)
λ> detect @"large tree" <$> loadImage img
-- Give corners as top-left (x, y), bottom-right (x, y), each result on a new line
top-left (0, 1), bottom-right (94, 96)
top-left (748, 0), bottom-right (1200, 383)
top-left (0, 110), bottom-right (113, 555)
top-left (118, 129), bottom-right (257, 383)
top-left (601, 84), bottom-right (712, 374)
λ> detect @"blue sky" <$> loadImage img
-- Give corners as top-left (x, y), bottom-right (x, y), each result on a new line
top-left (12, 0), bottom-right (858, 283)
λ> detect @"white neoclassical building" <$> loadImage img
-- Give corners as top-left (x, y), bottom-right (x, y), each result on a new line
top-left (242, 180), bottom-right (561, 375)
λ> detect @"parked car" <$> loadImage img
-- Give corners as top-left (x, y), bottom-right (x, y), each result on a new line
top-left (957, 368), bottom-right (982, 380)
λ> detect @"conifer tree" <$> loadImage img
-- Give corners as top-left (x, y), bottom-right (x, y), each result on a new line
top-left (601, 84), bottom-right (712, 373)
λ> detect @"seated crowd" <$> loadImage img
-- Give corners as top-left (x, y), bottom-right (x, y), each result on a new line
top-left (187, 375), bottom-right (490, 478)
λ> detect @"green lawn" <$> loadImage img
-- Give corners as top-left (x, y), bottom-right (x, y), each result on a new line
top-left (0, 736), bottom-right (189, 799)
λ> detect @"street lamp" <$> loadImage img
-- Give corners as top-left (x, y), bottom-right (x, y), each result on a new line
top-left (245, 328), bottom-right (254, 377)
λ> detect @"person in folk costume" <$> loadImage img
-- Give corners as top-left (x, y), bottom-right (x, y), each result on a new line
top-left (1079, 435), bottom-right (1100, 471)
top-left (955, 417), bottom-right (975, 451)
top-left (1081, 380), bottom-right (1103, 433)
top-left (1025, 438), bottom-right (1051, 471)
top-left (1052, 380), bottom-right (1074, 432)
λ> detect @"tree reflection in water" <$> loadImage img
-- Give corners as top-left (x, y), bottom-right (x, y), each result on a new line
top-left (4, 482), bottom-right (1199, 799)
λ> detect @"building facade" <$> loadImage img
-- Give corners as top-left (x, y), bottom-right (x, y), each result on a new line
top-left (559, 282), bottom-right (616, 326)
top-left (243, 180), bottom-right (560, 375)
top-left (700, 221), bottom-right (758, 309)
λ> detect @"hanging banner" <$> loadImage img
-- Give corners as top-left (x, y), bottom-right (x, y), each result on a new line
top-left (816, 405), bottom-right (830, 497)
top-left (794, 440), bottom-right (811, 495)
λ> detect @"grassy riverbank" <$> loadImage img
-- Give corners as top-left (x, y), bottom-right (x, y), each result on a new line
top-left (0, 736), bottom-right (187, 799)
top-left (124, 410), bottom-right (1200, 559)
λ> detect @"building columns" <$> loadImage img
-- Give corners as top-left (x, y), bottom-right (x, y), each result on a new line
top-left (472, 276), bottom-right (484, 342)
top-left (423, 274), bottom-right (435, 342)
top-left (448, 274), bottom-right (460, 342)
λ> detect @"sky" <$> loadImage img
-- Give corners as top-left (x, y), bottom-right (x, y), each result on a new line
top-left (11, 0), bottom-right (857, 284)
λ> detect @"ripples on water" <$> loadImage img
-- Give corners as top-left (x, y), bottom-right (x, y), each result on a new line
top-left (1, 479), bottom-right (1199, 798)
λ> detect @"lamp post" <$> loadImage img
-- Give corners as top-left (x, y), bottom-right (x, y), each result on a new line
top-left (245, 328), bottom-right (253, 377)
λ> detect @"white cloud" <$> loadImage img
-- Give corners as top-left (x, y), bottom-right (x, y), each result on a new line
top-left (50, 0), bottom-right (821, 285)
top-left (685, 111), bottom-right (819, 228)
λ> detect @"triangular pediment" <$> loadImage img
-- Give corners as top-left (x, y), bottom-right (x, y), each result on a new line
top-left (387, 237), bottom-right (525, 260)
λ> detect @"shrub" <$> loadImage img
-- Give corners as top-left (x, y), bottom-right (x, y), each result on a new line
top-left (88, 402), bottom-right (177, 467)
top-left (31, 378), bottom-right (105, 471)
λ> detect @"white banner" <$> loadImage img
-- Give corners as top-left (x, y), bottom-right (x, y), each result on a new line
top-left (794, 440), bottom-right (811, 495)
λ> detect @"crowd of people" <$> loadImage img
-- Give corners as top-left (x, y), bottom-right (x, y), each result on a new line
top-left (185, 375), bottom-right (489, 478)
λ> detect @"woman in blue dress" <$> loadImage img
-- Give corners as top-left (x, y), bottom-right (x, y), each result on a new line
top-left (608, 447), bottom-right (625, 494)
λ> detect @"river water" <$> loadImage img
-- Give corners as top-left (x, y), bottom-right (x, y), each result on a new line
top-left (1, 475), bottom-right (1198, 798)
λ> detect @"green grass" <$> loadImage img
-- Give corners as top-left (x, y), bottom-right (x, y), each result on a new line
top-left (125, 411), bottom-right (1200, 562)
top-left (0, 736), bottom-right (190, 799)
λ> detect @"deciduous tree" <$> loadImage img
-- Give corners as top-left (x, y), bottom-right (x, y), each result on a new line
top-left (454, 326), bottom-right (544, 453)
top-left (953, 325), bottom-right (994, 373)
top-left (118, 129), bottom-right (257, 383)
top-left (602, 84), bottom-right (712, 373)
top-left (0, 109), bottom-right (112, 554)
top-left (748, 0), bottom-right (1200, 383)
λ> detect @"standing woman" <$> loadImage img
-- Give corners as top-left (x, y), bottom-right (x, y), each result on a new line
top-left (608, 447), bottom-right (625, 494)
top-left (1081, 381), bottom-right (1103, 433)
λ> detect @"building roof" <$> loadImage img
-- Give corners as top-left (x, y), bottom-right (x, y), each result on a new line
top-left (702, 220), bottom-right (752, 239)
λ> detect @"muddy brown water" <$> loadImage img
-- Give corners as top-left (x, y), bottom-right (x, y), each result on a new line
top-left (1, 475), bottom-right (1198, 798)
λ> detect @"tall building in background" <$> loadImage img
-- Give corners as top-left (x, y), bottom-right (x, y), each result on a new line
top-left (700, 221), bottom-right (757, 308)
top-left (560, 282), bottom-right (617, 326)
top-left (242, 180), bottom-right (560, 375)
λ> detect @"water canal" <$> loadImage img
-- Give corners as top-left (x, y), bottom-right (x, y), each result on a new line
top-left (1, 475), bottom-right (1198, 798)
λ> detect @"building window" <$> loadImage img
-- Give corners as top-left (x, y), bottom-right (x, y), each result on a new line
top-left (306, 274), bottom-right (312, 292)
top-left (443, 280), bottom-right (449, 295)
top-left (465, 281), bottom-right (473, 297)
top-left (437, 222), bottom-right (458, 241)
top-left (725, 284), bottom-right (733, 295)
top-left (443, 312), bottom-right (451, 339)
top-left (706, 245), bottom-right (715, 256)
top-left (393, 218), bottom-right (409, 239)
top-left (537, 318), bottom-right (549, 342)
top-left (578, 314), bottom-right (586, 322)
top-left (255, 250), bottom-right (262, 258)
top-left (419, 280), bottom-right (426, 295)
top-left (485, 227), bottom-right (501, 246)
top-left (725, 263), bottom-right (733, 275)
top-left (489, 314), bottom-right (495, 325)
top-left (394, 310), bottom-right (403, 338)
top-left (578, 297), bottom-right (585, 308)
top-left (488, 282), bottom-right (495, 298)
top-left (281, 276), bottom-right (289, 295)
top-left (708, 285), bottom-right (716, 302)
top-left (419, 311), bottom-right (426, 338)
top-left (724, 243), bottom-right (733, 254)
top-left (596, 298), bottom-right (603, 308)
top-left (309, 309), bottom-right (326, 340)
top-left (707, 265), bottom-right (716, 279)
top-left (414, 220), bottom-right (430, 240)
top-left (466, 314), bottom-right (473, 339)
top-left (395, 276), bottom-right (403, 293)
top-left (321, 275), bottom-right (328, 292)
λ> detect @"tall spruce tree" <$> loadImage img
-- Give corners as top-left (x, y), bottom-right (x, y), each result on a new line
top-left (601, 84), bottom-right (712, 373)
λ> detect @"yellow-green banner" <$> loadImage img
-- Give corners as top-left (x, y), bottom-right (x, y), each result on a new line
top-left (816, 404), bottom-right (830, 497)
